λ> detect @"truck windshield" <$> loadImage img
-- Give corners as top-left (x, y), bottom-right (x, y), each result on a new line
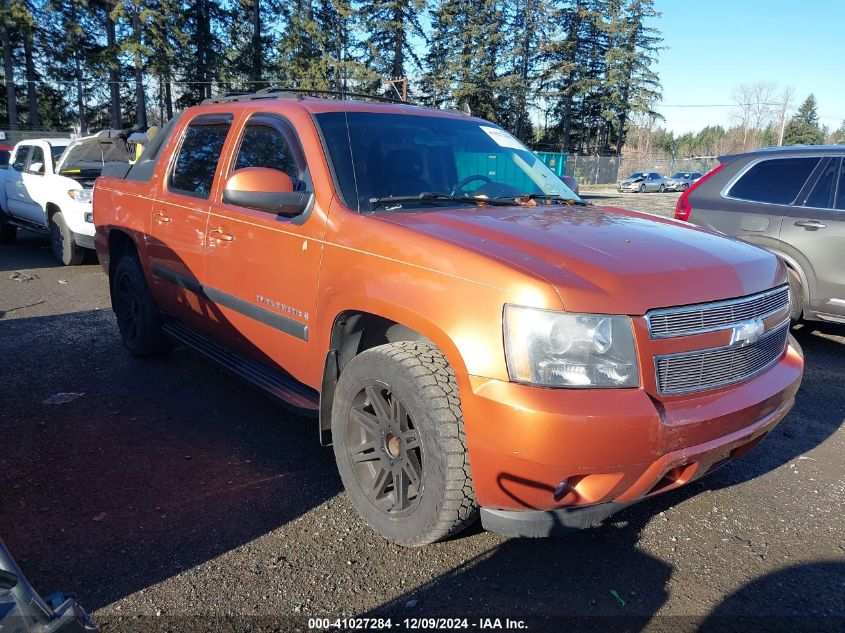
top-left (315, 111), bottom-right (578, 212)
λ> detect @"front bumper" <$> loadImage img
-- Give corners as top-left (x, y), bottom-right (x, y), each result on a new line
top-left (460, 336), bottom-right (803, 533)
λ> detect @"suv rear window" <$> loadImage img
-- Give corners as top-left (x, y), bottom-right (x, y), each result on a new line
top-left (169, 115), bottom-right (232, 198)
top-left (728, 157), bottom-right (820, 205)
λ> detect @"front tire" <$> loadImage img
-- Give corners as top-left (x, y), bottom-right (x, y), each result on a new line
top-left (112, 256), bottom-right (174, 356)
top-left (639, 183), bottom-right (646, 193)
top-left (787, 268), bottom-right (804, 323)
top-left (331, 341), bottom-right (478, 546)
top-left (49, 211), bottom-right (85, 265)
top-left (658, 183), bottom-right (665, 193)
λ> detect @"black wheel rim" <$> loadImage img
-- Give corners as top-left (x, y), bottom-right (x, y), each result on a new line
top-left (115, 273), bottom-right (141, 342)
top-left (346, 382), bottom-right (423, 517)
top-left (50, 221), bottom-right (63, 259)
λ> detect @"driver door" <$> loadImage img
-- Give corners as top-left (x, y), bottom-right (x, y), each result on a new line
top-left (204, 112), bottom-right (327, 384)
top-left (18, 145), bottom-right (49, 224)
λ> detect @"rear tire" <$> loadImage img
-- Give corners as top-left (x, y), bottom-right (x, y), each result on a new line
top-left (331, 341), bottom-right (478, 546)
top-left (0, 222), bottom-right (16, 244)
top-left (787, 268), bottom-right (804, 324)
top-left (111, 255), bottom-right (175, 357)
top-left (49, 211), bottom-right (85, 266)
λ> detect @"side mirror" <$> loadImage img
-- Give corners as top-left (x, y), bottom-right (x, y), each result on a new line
top-left (0, 569), bottom-right (19, 590)
top-left (28, 162), bottom-right (44, 174)
top-left (222, 167), bottom-right (313, 217)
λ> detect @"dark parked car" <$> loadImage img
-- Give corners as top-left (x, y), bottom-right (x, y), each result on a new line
top-left (675, 146), bottom-right (845, 323)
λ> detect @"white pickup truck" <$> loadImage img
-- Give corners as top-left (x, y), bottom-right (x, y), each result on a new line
top-left (0, 132), bottom-right (133, 265)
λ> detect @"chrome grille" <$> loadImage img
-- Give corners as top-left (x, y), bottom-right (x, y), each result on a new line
top-left (647, 285), bottom-right (789, 339)
top-left (655, 321), bottom-right (789, 395)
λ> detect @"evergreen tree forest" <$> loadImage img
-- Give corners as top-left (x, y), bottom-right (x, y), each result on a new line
top-left (0, 0), bottom-right (662, 155)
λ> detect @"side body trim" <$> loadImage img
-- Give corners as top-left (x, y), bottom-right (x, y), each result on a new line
top-left (151, 263), bottom-right (308, 341)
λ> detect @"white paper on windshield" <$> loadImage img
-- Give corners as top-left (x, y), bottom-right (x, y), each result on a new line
top-left (480, 126), bottom-right (524, 150)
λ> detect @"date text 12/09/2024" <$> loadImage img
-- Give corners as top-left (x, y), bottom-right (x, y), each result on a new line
top-left (307, 618), bottom-right (528, 630)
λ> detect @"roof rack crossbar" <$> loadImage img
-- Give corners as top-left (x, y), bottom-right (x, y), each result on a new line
top-left (202, 86), bottom-right (414, 106)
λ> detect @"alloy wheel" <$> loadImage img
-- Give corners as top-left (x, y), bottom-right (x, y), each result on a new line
top-left (345, 382), bottom-right (424, 517)
top-left (115, 273), bottom-right (141, 342)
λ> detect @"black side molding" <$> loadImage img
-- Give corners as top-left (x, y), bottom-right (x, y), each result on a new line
top-left (151, 263), bottom-right (308, 341)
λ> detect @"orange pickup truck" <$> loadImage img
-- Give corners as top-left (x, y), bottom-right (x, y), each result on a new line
top-left (94, 90), bottom-right (803, 545)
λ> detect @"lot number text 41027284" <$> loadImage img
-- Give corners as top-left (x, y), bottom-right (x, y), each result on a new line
top-left (307, 617), bottom-right (528, 630)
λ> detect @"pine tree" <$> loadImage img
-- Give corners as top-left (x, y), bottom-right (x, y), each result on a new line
top-left (422, 0), bottom-right (506, 122)
top-left (224, 0), bottom-right (280, 91)
top-left (783, 94), bottom-right (824, 146)
top-left (358, 0), bottom-right (425, 97)
top-left (44, 0), bottom-right (102, 133)
top-left (177, 0), bottom-right (227, 106)
top-left (602, 0), bottom-right (661, 155)
top-left (144, 0), bottom-right (188, 122)
top-left (1, 0), bottom-right (21, 128)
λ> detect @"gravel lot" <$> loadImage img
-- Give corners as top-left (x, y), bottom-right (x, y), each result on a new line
top-left (1, 230), bottom-right (843, 632)
top-left (581, 186), bottom-right (681, 218)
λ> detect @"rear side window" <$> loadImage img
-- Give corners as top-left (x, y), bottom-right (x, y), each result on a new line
top-left (729, 157), bottom-right (820, 205)
top-left (169, 115), bottom-right (233, 198)
top-left (12, 146), bottom-right (30, 172)
top-left (836, 160), bottom-right (845, 211)
top-left (801, 158), bottom-right (839, 209)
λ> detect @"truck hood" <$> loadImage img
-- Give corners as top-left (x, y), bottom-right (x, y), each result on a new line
top-left (378, 204), bottom-right (784, 315)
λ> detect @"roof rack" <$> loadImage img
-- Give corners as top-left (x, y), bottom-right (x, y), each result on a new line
top-left (202, 86), bottom-right (415, 106)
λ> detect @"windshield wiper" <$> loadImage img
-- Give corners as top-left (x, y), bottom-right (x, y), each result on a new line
top-left (494, 193), bottom-right (590, 206)
top-left (369, 192), bottom-right (514, 211)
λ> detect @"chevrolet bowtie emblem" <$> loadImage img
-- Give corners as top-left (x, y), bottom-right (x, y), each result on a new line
top-left (731, 318), bottom-right (765, 347)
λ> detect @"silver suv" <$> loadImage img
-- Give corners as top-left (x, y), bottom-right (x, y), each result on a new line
top-left (675, 146), bottom-right (845, 324)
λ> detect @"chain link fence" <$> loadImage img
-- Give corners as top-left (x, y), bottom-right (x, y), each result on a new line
top-left (561, 155), bottom-right (720, 186)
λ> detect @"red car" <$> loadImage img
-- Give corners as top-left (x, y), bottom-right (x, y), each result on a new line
top-left (0, 145), bottom-right (12, 168)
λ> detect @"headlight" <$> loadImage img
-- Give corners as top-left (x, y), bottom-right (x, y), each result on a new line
top-left (68, 189), bottom-right (93, 204)
top-left (503, 305), bottom-right (639, 388)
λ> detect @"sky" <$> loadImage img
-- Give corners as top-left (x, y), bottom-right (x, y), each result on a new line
top-left (650, 0), bottom-right (845, 135)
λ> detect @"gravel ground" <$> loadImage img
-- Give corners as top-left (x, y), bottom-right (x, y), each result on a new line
top-left (581, 186), bottom-right (681, 218)
top-left (1, 231), bottom-right (843, 632)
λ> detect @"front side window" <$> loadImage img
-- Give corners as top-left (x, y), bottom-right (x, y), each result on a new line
top-left (50, 144), bottom-right (66, 167)
top-left (801, 158), bottom-right (839, 209)
top-left (28, 146), bottom-right (45, 175)
top-left (169, 115), bottom-right (232, 198)
top-left (233, 116), bottom-right (310, 190)
top-left (12, 146), bottom-right (30, 172)
top-left (729, 157), bottom-right (820, 205)
top-left (315, 112), bottom-right (576, 212)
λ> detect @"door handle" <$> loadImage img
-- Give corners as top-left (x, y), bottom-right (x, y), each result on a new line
top-left (794, 220), bottom-right (827, 231)
top-left (209, 228), bottom-right (234, 242)
top-left (154, 212), bottom-right (171, 223)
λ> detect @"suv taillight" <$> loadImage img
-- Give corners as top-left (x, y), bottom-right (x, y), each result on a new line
top-left (674, 164), bottom-right (725, 221)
